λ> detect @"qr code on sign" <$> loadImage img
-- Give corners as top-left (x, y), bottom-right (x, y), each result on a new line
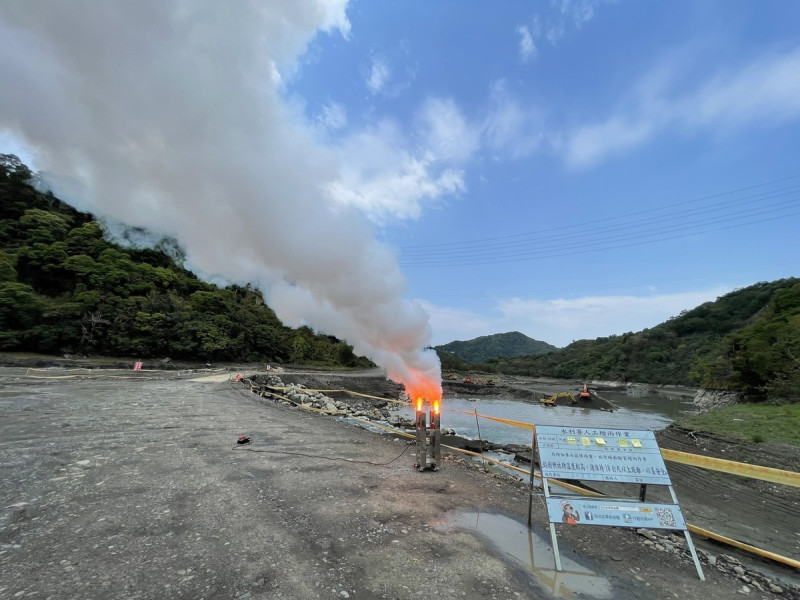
top-left (656, 507), bottom-right (677, 527)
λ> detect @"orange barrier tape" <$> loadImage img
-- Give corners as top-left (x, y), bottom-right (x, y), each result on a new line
top-left (267, 386), bottom-right (409, 405)
top-left (447, 408), bottom-right (535, 431)
top-left (660, 448), bottom-right (800, 488)
top-left (687, 524), bottom-right (800, 569)
top-left (252, 382), bottom-right (800, 570)
top-left (258, 384), bottom-right (416, 436)
top-left (441, 445), bottom-right (604, 496)
top-left (443, 445), bottom-right (529, 475)
top-left (448, 408), bottom-right (800, 488)
top-left (553, 464), bottom-right (800, 569)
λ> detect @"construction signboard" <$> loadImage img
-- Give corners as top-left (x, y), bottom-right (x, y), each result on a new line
top-left (533, 424), bottom-right (704, 580)
top-left (536, 426), bottom-right (672, 485)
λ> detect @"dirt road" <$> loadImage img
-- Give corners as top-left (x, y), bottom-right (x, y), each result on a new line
top-left (0, 368), bottom-right (795, 599)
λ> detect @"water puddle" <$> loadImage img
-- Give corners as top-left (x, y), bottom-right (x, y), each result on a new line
top-left (434, 511), bottom-right (614, 598)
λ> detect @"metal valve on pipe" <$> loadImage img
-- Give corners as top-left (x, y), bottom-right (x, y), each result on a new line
top-left (413, 398), bottom-right (441, 472)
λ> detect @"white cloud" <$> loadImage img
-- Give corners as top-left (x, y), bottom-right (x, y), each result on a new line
top-left (516, 24), bottom-right (537, 63)
top-left (418, 97), bottom-right (480, 163)
top-left (418, 301), bottom-right (496, 346)
top-left (316, 101), bottom-right (347, 132)
top-left (316, 0), bottom-right (352, 39)
top-left (0, 0), bottom-right (446, 401)
top-left (556, 0), bottom-right (602, 29)
top-left (565, 45), bottom-right (800, 167)
top-left (497, 288), bottom-right (728, 347)
top-left (366, 56), bottom-right (390, 95)
top-left (326, 85), bottom-right (545, 215)
top-left (0, 130), bottom-right (38, 168)
top-left (518, 0), bottom-right (609, 52)
top-left (482, 80), bottom-right (543, 158)
top-left (684, 47), bottom-right (800, 126)
top-left (423, 288), bottom-right (729, 347)
top-left (565, 116), bottom-right (657, 167)
top-left (325, 119), bottom-right (466, 222)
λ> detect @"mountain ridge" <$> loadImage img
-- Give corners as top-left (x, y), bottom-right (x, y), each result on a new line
top-left (435, 331), bottom-right (557, 363)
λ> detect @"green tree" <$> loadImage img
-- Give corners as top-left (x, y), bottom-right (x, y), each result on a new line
top-left (290, 335), bottom-right (309, 363)
top-left (0, 249), bottom-right (16, 281)
top-left (0, 282), bottom-right (45, 349)
top-left (20, 208), bottom-right (71, 244)
top-left (0, 154), bottom-right (33, 184)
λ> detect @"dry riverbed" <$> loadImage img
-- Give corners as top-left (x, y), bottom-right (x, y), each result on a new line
top-left (1, 365), bottom-right (798, 599)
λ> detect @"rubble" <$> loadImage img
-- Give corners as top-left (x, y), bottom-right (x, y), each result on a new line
top-left (252, 375), bottom-right (417, 430)
top-left (634, 529), bottom-right (799, 598)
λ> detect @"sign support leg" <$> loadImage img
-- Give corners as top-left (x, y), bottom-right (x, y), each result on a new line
top-left (683, 531), bottom-right (705, 581)
top-left (542, 477), bottom-right (562, 571)
top-left (527, 428), bottom-right (536, 525)
top-left (668, 485), bottom-right (704, 581)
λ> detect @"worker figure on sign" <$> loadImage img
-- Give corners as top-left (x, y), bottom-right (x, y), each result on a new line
top-left (560, 500), bottom-right (580, 524)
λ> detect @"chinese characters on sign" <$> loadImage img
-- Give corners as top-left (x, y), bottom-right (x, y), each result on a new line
top-left (545, 498), bottom-right (687, 530)
top-left (536, 425), bottom-right (672, 485)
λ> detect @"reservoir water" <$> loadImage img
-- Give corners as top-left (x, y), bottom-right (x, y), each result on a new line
top-left (396, 389), bottom-right (698, 446)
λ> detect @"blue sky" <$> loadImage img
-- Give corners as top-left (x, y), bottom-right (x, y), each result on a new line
top-left (2, 0), bottom-right (799, 353)
top-left (287, 0), bottom-right (800, 346)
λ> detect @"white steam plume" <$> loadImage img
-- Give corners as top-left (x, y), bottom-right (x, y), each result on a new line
top-left (0, 1), bottom-right (441, 399)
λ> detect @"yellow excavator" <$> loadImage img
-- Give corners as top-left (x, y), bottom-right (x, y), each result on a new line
top-left (539, 391), bottom-right (577, 406)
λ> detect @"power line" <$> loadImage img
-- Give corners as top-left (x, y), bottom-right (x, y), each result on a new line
top-left (412, 259), bottom-right (800, 300)
top-left (400, 204), bottom-right (800, 267)
top-left (399, 184), bottom-right (800, 258)
top-left (399, 173), bottom-right (800, 252)
top-left (397, 178), bottom-right (800, 267)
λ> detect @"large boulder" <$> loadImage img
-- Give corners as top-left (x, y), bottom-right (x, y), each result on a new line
top-left (693, 388), bottom-right (744, 412)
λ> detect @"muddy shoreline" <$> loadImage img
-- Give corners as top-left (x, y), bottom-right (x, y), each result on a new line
top-left (4, 354), bottom-right (799, 590)
top-left (2, 362), bottom-right (799, 598)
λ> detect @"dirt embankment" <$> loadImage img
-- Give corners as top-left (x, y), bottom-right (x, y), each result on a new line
top-left (441, 377), bottom-right (617, 411)
top-left (653, 424), bottom-right (800, 562)
top-left (2, 364), bottom-right (800, 599)
top-left (4, 356), bottom-right (799, 585)
top-left (261, 369), bottom-right (800, 570)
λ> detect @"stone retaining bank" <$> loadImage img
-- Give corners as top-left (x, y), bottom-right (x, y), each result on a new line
top-left (693, 388), bottom-right (745, 411)
top-left (252, 374), bottom-right (418, 430)
top-left (635, 528), bottom-right (796, 597)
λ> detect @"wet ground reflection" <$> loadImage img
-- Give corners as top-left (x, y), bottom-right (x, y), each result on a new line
top-left (434, 511), bottom-right (614, 599)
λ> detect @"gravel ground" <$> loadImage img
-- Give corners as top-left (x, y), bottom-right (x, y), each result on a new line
top-left (0, 368), bottom-right (796, 599)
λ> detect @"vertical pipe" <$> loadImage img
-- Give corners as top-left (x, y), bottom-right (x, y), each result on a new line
top-left (474, 407), bottom-right (486, 471)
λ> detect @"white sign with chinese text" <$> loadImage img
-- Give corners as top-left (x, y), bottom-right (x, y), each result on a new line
top-left (536, 425), bottom-right (672, 485)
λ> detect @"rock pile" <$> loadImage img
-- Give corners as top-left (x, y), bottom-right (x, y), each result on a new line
top-left (635, 529), bottom-right (798, 598)
top-left (693, 388), bottom-right (744, 411)
top-left (253, 375), bottom-right (416, 429)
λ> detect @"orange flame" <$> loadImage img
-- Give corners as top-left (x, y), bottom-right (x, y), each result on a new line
top-left (403, 376), bottom-right (442, 404)
top-left (387, 363), bottom-right (442, 412)
top-left (433, 399), bottom-right (440, 415)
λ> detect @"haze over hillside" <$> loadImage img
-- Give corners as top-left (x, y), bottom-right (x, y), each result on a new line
top-left (435, 331), bottom-right (557, 363)
top-left (0, 157), bottom-right (371, 368)
top-left (474, 280), bottom-right (800, 401)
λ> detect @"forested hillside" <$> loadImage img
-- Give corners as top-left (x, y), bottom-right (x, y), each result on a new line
top-left (477, 280), bottom-right (800, 401)
top-left (435, 331), bottom-right (556, 363)
top-left (0, 155), bottom-right (369, 366)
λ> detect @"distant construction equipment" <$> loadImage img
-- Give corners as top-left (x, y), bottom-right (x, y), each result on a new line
top-left (539, 391), bottom-right (577, 406)
top-left (540, 384), bottom-right (594, 407)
